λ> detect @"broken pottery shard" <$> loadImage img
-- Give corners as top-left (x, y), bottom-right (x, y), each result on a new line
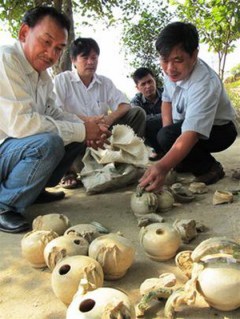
top-left (137, 213), bottom-right (164, 227)
top-left (173, 219), bottom-right (197, 243)
top-left (212, 190), bottom-right (233, 205)
top-left (170, 183), bottom-right (195, 203)
top-left (188, 182), bottom-right (208, 194)
top-left (140, 273), bottom-right (176, 295)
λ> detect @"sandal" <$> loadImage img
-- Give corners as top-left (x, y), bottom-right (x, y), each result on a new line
top-left (60, 172), bottom-right (82, 189)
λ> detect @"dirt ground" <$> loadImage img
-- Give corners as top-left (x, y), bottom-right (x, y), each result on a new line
top-left (1, 137), bottom-right (240, 319)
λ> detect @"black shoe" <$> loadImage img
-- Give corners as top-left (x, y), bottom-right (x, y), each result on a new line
top-left (0, 211), bottom-right (30, 233)
top-left (194, 162), bottom-right (225, 185)
top-left (34, 190), bottom-right (65, 204)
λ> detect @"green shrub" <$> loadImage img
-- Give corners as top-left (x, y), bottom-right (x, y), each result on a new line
top-left (224, 82), bottom-right (240, 112)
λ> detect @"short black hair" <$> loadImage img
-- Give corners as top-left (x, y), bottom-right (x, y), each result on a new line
top-left (132, 67), bottom-right (155, 84)
top-left (156, 22), bottom-right (199, 57)
top-left (70, 37), bottom-right (100, 60)
top-left (22, 6), bottom-right (71, 34)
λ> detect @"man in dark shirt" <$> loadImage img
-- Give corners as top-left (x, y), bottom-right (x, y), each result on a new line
top-left (131, 67), bottom-right (163, 160)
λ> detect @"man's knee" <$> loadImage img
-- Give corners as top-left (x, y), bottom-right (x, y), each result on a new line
top-left (36, 133), bottom-right (65, 159)
top-left (129, 106), bottom-right (146, 121)
top-left (157, 125), bottom-right (176, 150)
top-left (127, 107), bottom-right (146, 138)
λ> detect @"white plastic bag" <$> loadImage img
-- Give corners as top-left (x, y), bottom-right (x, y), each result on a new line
top-left (80, 125), bottom-right (148, 193)
top-left (80, 162), bottom-right (144, 194)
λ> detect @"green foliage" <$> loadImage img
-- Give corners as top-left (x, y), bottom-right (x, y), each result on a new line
top-left (121, 1), bottom-right (173, 85)
top-left (0, 0), bottom-right (34, 37)
top-left (171, 0), bottom-right (240, 80)
top-left (0, 0), bottom-right (140, 36)
top-left (225, 81), bottom-right (240, 110)
top-left (230, 63), bottom-right (240, 78)
top-left (75, 0), bottom-right (140, 24)
top-left (0, 0), bottom-right (140, 73)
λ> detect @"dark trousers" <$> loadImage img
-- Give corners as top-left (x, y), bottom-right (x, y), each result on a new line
top-left (145, 114), bottom-right (163, 153)
top-left (46, 142), bottom-right (86, 187)
top-left (157, 121), bottom-right (237, 175)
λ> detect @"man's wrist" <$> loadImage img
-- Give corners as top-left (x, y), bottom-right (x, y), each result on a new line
top-left (155, 158), bottom-right (171, 175)
top-left (105, 114), bottom-right (114, 126)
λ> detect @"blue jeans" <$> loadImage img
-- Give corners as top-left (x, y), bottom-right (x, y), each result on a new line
top-left (0, 133), bottom-right (85, 213)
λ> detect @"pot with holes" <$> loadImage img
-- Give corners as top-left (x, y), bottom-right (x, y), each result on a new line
top-left (44, 235), bottom-right (89, 271)
top-left (51, 255), bottom-right (104, 305)
top-left (139, 223), bottom-right (181, 261)
top-left (66, 287), bottom-right (135, 319)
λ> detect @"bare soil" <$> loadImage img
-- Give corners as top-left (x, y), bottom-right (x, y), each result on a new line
top-left (1, 138), bottom-right (240, 319)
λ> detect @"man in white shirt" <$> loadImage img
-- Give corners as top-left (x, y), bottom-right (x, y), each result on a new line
top-left (140, 22), bottom-right (237, 192)
top-left (54, 37), bottom-right (146, 188)
top-left (0, 7), bottom-right (110, 233)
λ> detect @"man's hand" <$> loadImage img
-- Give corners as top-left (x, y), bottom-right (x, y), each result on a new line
top-left (103, 114), bottom-right (114, 126)
top-left (85, 115), bottom-right (106, 124)
top-left (85, 121), bottom-right (111, 150)
top-left (139, 163), bottom-right (168, 193)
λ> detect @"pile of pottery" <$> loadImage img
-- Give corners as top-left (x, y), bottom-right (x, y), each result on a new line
top-left (128, 179), bottom-right (240, 318)
top-left (130, 181), bottom-right (205, 262)
top-left (130, 178), bottom-right (211, 219)
top-left (136, 237), bottom-right (240, 318)
top-left (21, 213), bottom-right (136, 318)
top-left (130, 185), bottom-right (175, 218)
top-left (20, 176), bottom-right (239, 319)
top-left (130, 174), bottom-right (239, 318)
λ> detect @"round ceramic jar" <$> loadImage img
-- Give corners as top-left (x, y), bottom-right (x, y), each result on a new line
top-left (139, 223), bottom-right (181, 261)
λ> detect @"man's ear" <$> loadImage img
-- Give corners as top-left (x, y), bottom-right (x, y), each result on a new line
top-left (18, 24), bottom-right (29, 42)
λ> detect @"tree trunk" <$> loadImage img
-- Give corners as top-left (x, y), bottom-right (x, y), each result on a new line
top-left (62, 0), bottom-right (75, 71)
top-left (51, 0), bottom-right (75, 75)
top-left (34, 0), bottom-right (53, 6)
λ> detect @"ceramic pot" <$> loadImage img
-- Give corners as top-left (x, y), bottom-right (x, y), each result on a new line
top-left (66, 287), bottom-right (135, 319)
top-left (197, 261), bottom-right (240, 311)
top-left (157, 190), bottom-right (175, 211)
top-left (130, 187), bottom-right (159, 218)
top-left (51, 255), bottom-right (104, 305)
top-left (139, 223), bottom-right (181, 261)
top-left (21, 230), bottom-right (58, 268)
top-left (89, 233), bottom-right (135, 280)
top-left (64, 224), bottom-right (101, 243)
top-left (32, 213), bottom-right (71, 235)
top-left (44, 235), bottom-right (89, 271)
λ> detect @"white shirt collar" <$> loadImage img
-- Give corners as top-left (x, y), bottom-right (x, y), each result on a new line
top-left (15, 40), bottom-right (52, 82)
top-left (72, 69), bottom-right (102, 87)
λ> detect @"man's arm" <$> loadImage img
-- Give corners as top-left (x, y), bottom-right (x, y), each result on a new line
top-left (155, 131), bottom-right (199, 172)
top-left (103, 103), bottom-right (131, 126)
top-left (0, 50), bottom-right (110, 147)
top-left (139, 131), bottom-right (199, 192)
top-left (161, 101), bottom-right (173, 127)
